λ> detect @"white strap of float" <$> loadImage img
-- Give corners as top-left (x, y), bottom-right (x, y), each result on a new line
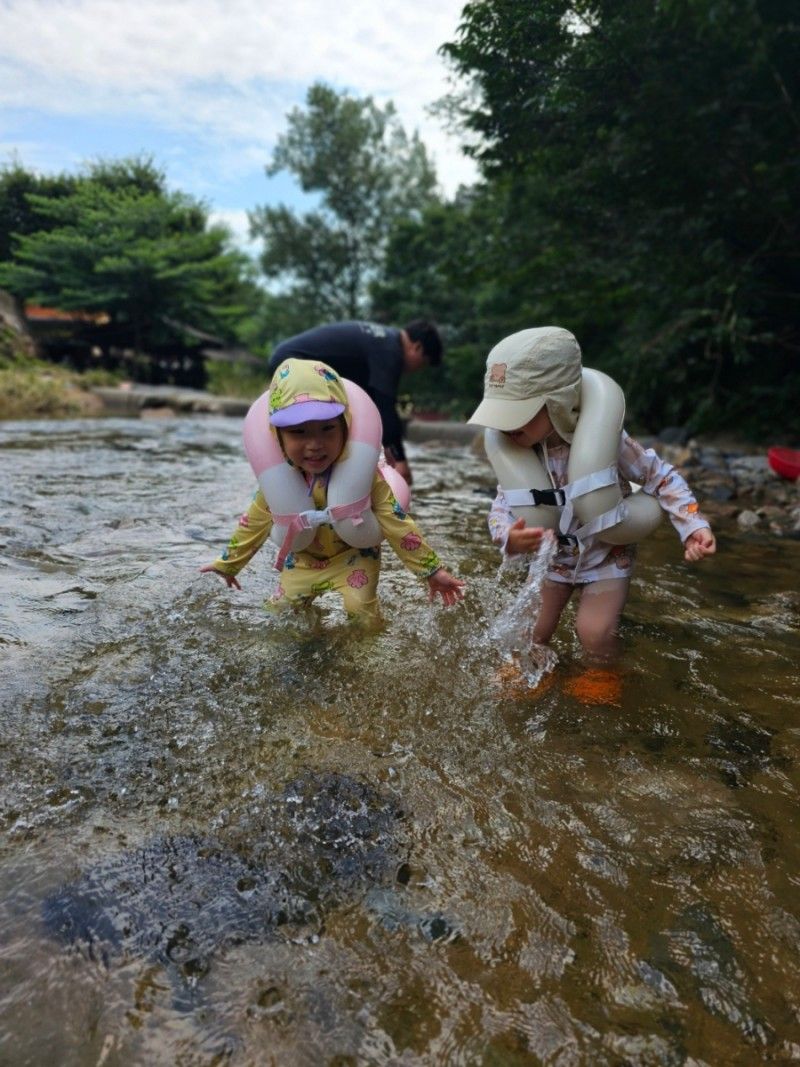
top-left (573, 500), bottom-right (629, 543)
top-left (502, 465), bottom-right (621, 541)
top-left (558, 464), bottom-right (618, 535)
top-left (271, 506), bottom-right (335, 532)
top-left (299, 507), bottom-right (334, 527)
top-left (298, 497), bottom-right (371, 529)
top-left (565, 465), bottom-right (619, 500)
top-left (271, 508), bottom-right (334, 570)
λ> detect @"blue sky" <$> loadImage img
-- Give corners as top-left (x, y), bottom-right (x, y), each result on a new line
top-left (0, 1), bottom-right (477, 254)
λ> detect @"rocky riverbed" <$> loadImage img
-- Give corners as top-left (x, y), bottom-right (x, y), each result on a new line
top-left (651, 438), bottom-right (800, 538)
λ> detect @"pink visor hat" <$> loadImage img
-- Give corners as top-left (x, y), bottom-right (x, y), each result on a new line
top-left (269, 399), bottom-right (346, 428)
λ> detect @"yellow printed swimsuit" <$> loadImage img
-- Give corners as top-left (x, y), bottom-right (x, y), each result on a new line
top-left (213, 472), bottom-right (442, 620)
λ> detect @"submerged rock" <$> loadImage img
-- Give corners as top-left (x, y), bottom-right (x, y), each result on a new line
top-left (43, 771), bottom-right (405, 1002)
top-left (737, 508), bottom-right (762, 529)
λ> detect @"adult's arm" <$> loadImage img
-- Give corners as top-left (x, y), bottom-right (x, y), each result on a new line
top-left (371, 388), bottom-right (406, 462)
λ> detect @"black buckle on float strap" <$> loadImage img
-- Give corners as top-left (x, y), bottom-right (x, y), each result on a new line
top-left (528, 486), bottom-right (573, 543)
top-left (530, 487), bottom-right (566, 507)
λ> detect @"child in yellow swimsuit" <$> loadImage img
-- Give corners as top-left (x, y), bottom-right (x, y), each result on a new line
top-left (202, 358), bottom-right (464, 621)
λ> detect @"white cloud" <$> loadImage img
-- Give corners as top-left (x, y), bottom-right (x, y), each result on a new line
top-left (1, 1), bottom-right (456, 93)
top-left (208, 207), bottom-right (258, 256)
top-left (0, 0), bottom-right (476, 197)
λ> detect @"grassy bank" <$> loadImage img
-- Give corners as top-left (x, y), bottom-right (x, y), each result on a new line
top-left (205, 360), bottom-right (265, 401)
top-left (0, 328), bottom-right (116, 420)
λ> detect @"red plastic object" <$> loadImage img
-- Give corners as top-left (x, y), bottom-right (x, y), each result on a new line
top-left (768, 446), bottom-right (800, 481)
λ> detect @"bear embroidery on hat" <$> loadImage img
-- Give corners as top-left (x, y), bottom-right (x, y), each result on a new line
top-left (489, 363), bottom-right (507, 386)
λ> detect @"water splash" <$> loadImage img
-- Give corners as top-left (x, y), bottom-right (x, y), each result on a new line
top-left (489, 535), bottom-right (559, 687)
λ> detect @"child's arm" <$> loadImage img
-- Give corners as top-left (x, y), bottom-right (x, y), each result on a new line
top-left (683, 526), bottom-right (716, 562)
top-left (488, 488), bottom-right (551, 555)
top-left (618, 432), bottom-right (716, 562)
top-left (200, 564), bottom-right (242, 589)
top-left (201, 489), bottom-right (274, 588)
top-left (371, 475), bottom-right (465, 605)
top-left (426, 569), bottom-right (466, 605)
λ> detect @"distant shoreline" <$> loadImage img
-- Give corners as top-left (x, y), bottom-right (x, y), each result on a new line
top-left (88, 384), bottom-right (484, 445)
top-left (3, 381), bottom-right (797, 537)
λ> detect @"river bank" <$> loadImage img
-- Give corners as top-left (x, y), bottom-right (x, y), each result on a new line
top-left (7, 381), bottom-right (800, 538)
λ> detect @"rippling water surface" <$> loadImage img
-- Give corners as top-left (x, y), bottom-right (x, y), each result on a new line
top-left (1, 415), bottom-right (798, 1066)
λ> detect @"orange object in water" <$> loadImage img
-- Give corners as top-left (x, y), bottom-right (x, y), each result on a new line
top-left (768, 447), bottom-right (800, 481)
top-left (563, 668), bottom-right (622, 707)
top-left (494, 661), bottom-right (557, 701)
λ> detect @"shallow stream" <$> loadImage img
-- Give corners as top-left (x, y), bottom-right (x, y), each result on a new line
top-left (1, 415), bottom-right (798, 1065)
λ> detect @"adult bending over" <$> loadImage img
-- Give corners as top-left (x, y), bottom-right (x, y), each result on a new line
top-left (267, 319), bottom-right (443, 486)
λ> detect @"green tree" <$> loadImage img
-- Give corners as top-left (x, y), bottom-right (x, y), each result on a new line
top-left (439, 0), bottom-right (800, 436)
top-left (0, 161), bottom-right (76, 262)
top-left (250, 82), bottom-right (440, 322)
top-left (0, 158), bottom-right (250, 354)
top-left (370, 184), bottom-right (513, 412)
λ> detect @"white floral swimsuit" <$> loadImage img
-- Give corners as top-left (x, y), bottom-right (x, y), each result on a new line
top-left (488, 431), bottom-right (711, 584)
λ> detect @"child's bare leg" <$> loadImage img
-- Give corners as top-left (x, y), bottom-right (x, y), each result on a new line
top-left (574, 577), bottom-right (630, 661)
top-left (532, 579), bottom-right (574, 644)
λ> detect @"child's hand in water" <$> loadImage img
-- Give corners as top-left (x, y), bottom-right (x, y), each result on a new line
top-left (199, 564), bottom-right (242, 590)
top-left (506, 517), bottom-right (551, 555)
top-left (427, 569), bottom-right (465, 606)
top-left (683, 527), bottom-right (716, 562)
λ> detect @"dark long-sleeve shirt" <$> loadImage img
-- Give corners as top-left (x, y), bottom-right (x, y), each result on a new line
top-left (267, 322), bottom-right (407, 460)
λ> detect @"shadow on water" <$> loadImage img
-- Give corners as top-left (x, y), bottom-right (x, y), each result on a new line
top-left (1, 415), bottom-right (799, 1064)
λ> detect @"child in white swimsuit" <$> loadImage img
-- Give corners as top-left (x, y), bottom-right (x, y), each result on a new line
top-left (469, 327), bottom-right (715, 664)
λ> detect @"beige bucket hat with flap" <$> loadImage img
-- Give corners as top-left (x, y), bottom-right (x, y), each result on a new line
top-left (468, 326), bottom-right (583, 441)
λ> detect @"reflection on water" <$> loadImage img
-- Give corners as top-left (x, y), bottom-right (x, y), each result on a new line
top-left (1, 415), bottom-right (799, 1065)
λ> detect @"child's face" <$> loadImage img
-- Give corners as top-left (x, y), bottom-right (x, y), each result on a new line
top-left (503, 406), bottom-right (555, 448)
top-left (280, 418), bottom-right (346, 474)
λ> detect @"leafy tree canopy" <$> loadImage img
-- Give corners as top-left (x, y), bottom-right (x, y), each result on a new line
top-left (250, 82), bottom-right (440, 324)
top-left (0, 161), bottom-right (76, 262)
top-left (0, 157), bottom-right (252, 352)
top-left (420, 0), bottom-right (800, 435)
